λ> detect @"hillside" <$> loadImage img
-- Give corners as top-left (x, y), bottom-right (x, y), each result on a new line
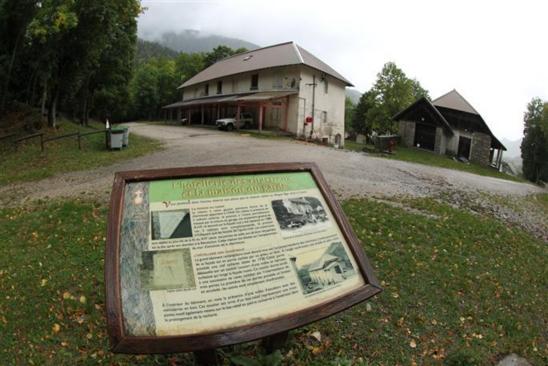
top-left (346, 88), bottom-right (362, 104)
top-left (500, 137), bottom-right (522, 159)
top-left (142, 30), bottom-right (259, 53)
top-left (136, 38), bottom-right (179, 63)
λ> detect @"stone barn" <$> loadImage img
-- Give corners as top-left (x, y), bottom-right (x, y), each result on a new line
top-left (394, 89), bottom-right (506, 168)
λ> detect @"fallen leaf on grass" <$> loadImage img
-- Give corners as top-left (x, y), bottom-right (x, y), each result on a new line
top-left (52, 324), bottom-right (61, 333)
top-left (409, 340), bottom-right (417, 348)
top-left (310, 331), bottom-right (321, 343)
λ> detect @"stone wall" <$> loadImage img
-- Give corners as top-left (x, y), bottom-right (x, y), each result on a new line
top-left (434, 127), bottom-right (447, 155)
top-left (470, 132), bottom-right (492, 166)
top-left (398, 120), bottom-right (415, 147)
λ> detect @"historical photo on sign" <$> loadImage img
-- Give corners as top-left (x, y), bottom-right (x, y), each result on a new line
top-left (141, 249), bottom-right (196, 291)
top-left (290, 242), bottom-right (356, 295)
top-left (271, 196), bottom-right (330, 237)
top-left (151, 209), bottom-right (192, 240)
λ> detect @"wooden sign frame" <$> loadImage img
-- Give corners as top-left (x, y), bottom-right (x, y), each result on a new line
top-left (105, 162), bottom-right (382, 354)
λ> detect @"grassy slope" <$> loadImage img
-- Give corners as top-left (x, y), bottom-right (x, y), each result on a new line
top-left (345, 141), bottom-right (524, 183)
top-left (0, 197), bottom-right (545, 365)
top-left (0, 120), bottom-right (162, 186)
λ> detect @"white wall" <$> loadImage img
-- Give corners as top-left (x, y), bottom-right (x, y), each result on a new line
top-left (298, 66), bottom-right (346, 145)
top-left (181, 65), bottom-right (300, 100)
top-left (180, 65), bottom-right (347, 145)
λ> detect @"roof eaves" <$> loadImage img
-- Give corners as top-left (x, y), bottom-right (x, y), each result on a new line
top-left (393, 96), bottom-right (454, 135)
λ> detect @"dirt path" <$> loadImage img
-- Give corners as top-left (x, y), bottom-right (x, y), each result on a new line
top-left (1, 123), bottom-right (543, 207)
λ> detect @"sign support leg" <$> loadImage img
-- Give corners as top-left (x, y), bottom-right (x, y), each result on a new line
top-left (193, 349), bottom-right (219, 366)
top-left (262, 331), bottom-right (289, 354)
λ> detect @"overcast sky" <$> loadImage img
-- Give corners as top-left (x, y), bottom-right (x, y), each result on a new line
top-left (139, 0), bottom-right (547, 141)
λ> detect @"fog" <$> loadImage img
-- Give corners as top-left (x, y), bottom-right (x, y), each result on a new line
top-left (139, 0), bottom-right (548, 141)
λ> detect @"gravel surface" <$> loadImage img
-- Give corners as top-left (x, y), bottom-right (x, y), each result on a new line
top-left (0, 123), bottom-right (548, 241)
top-left (1, 123), bottom-right (545, 239)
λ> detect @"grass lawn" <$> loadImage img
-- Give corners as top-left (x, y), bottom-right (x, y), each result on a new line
top-left (0, 197), bottom-right (545, 365)
top-left (345, 140), bottom-right (524, 183)
top-left (0, 120), bottom-right (163, 186)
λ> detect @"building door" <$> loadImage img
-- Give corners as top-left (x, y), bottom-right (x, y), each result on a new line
top-left (414, 123), bottom-right (436, 150)
top-left (457, 136), bottom-right (472, 159)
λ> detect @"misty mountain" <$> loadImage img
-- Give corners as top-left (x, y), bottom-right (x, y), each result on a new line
top-left (500, 138), bottom-right (522, 159)
top-left (142, 30), bottom-right (259, 54)
top-left (136, 39), bottom-right (179, 63)
top-left (346, 88), bottom-right (362, 104)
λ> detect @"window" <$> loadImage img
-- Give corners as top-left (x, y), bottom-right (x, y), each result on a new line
top-left (321, 111), bottom-right (327, 124)
top-left (216, 81), bottom-right (222, 94)
top-left (204, 84), bottom-right (209, 96)
top-left (324, 77), bottom-right (328, 94)
top-left (272, 74), bottom-right (283, 89)
top-left (250, 74), bottom-right (259, 90)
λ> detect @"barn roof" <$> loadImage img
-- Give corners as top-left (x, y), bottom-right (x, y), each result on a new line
top-left (393, 96), bottom-right (454, 135)
top-left (309, 253), bottom-right (339, 272)
top-left (432, 89), bottom-right (480, 114)
top-left (179, 41), bottom-right (353, 88)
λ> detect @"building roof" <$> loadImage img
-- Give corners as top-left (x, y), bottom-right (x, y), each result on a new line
top-left (393, 96), bottom-right (454, 135)
top-left (162, 91), bottom-right (297, 109)
top-left (309, 253), bottom-right (339, 272)
top-left (432, 89), bottom-right (480, 115)
top-left (179, 41), bottom-right (353, 88)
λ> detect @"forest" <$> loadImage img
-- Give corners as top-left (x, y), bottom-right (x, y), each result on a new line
top-left (0, 1), bottom-right (246, 130)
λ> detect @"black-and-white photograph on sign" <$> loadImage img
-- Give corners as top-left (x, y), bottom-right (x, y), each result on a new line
top-left (141, 249), bottom-right (196, 291)
top-left (151, 209), bottom-right (192, 240)
top-left (290, 242), bottom-right (356, 295)
top-left (271, 196), bottom-right (330, 237)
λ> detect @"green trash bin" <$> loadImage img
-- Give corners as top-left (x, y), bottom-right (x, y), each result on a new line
top-left (122, 127), bottom-right (129, 147)
top-left (109, 128), bottom-right (124, 150)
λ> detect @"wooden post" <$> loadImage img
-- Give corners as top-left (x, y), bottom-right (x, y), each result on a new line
top-left (193, 349), bottom-right (219, 366)
top-left (236, 103), bottom-right (241, 131)
top-left (77, 131), bottom-right (81, 150)
top-left (217, 104), bottom-right (220, 120)
top-left (262, 331), bottom-right (289, 354)
top-left (40, 134), bottom-right (44, 152)
top-left (258, 103), bottom-right (263, 132)
top-left (497, 149), bottom-right (503, 170)
top-left (283, 96), bottom-right (289, 131)
top-left (187, 109), bottom-right (191, 125)
top-left (201, 105), bottom-right (204, 125)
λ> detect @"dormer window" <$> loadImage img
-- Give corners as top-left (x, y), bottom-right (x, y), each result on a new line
top-left (243, 55), bottom-right (253, 61)
top-left (250, 74), bottom-right (259, 90)
top-left (216, 81), bottom-right (222, 94)
top-left (204, 84), bottom-right (209, 96)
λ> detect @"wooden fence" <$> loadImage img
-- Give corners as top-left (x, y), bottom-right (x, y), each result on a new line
top-left (7, 129), bottom-right (108, 152)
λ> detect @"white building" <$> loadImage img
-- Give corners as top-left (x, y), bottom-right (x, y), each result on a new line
top-left (163, 42), bottom-right (353, 146)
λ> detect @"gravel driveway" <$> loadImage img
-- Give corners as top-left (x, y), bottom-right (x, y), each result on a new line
top-left (1, 122), bottom-right (544, 205)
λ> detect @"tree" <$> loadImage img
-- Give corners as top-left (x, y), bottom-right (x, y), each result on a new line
top-left (203, 45), bottom-right (247, 67)
top-left (520, 98), bottom-right (548, 183)
top-left (351, 90), bottom-right (376, 135)
top-left (352, 62), bottom-right (429, 135)
top-left (175, 52), bottom-right (205, 84)
top-left (130, 62), bottom-right (160, 120)
top-left (344, 97), bottom-right (356, 133)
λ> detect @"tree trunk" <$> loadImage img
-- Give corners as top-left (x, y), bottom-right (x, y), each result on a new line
top-left (48, 87), bottom-right (59, 128)
top-left (80, 93), bottom-right (88, 126)
top-left (40, 80), bottom-right (48, 121)
top-left (0, 31), bottom-right (24, 113)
